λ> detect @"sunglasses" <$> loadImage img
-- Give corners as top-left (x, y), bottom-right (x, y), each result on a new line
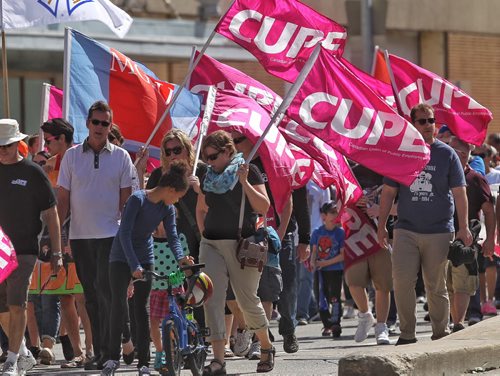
top-left (90, 119), bottom-right (111, 127)
top-left (415, 117), bottom-right (436, 125)
top-left (164, 146), bottom-right (183, 157)
top-left (205, 150), bottom-right (223, 162)
top-left (233, 135), bottom-right (247, 145)
top-left (0, 143), bottom-right (15, 149)
top-left (44, 135), bottom-right (60, 145)
top-left (36, 160), bottom-right (47, 166)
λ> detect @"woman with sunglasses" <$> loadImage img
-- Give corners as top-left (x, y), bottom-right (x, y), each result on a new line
top-left (196, 130), bottom-right (275, 375)
top-left (102, 160), bottom-right (193, 376)
top-left (145, 129), bottom-right (207, 371)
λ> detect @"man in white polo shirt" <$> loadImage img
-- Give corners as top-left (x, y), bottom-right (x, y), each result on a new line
top-left (57, 101), bottom-right (135, 370)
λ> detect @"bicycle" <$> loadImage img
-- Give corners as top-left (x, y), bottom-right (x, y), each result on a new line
top-left (141, 264), bottom-right (210, 376)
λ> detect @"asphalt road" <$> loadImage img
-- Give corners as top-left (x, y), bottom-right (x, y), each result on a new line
top-left (24, 302), bottom-right (446, 376)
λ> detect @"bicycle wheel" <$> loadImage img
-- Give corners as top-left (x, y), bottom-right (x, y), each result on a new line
top-left (187, 347), bottom-right (207, 376)
top-left (161, 320), bottom-right (182, 376)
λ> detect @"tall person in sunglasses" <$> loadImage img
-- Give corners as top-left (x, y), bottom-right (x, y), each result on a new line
top-left (0, 119), bottom-right (62, 375)
top-left (145, 129), bottom-right (207, 371)
top-left (57, 101), bottom-right (136, 370)
top-left (377, 103), bottom-right (472, 345)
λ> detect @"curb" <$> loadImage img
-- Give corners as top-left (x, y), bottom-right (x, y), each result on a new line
top-left (338, 316), bottom-right (500, 376)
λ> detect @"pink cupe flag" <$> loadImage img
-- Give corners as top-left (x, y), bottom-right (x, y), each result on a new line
top-left (208, 89), bottom-right (296, 214)
top-left (215, 0), bottom-right (346, 83)
top-left (388, 53), bottom-right (492, 146)
top-left (287, 49), bottom-right (430, 186)
top-left (0, 227), bottom-right (18, 284)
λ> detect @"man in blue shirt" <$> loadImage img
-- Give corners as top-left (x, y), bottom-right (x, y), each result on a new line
top-left (377, 103), bottom-right (472, 345)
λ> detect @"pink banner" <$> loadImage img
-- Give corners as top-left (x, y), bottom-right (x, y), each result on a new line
top-left (215, 0), bottom-right (346, 82)
top-left (279, 118), bottom-right (362, 210)
top-left (341, 205), bottom-right (382, 270)
top-left (340, 57), bottom-right (395, 109)
top-left (389, 53), bottom-right (492, 146)
top-left (48, 85), bottom-right (63, 120)
top-left (0, 227), bottom-right (18, 284)
top-left (208, 89), bottom-right (296, 214)
top-left (287, 50), bottom-right (430, 187)
top-left (190, 52), bottom-right (283, 115)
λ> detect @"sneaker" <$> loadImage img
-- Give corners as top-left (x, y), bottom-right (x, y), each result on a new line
top-left (39, 347), bottom-right (55, 365)
top-left (297, 318), bottom-right (308, 326)
top-left (283, 334), bottom-right (299, 353)
top-left (452, 323), bottom-right (465, 333)
top-left (233, 328), bottom-right (253, 357)
top-left (331, 324), bottom-right (342, 338)
top-left (18, 350), bottom-right (37, 374)
top-left (416, 296), bottom-right (426, 304)
top-left (481, 300), bottom-right (498, 316)
top-left (61, 354), bottom-right (85, 368)
top-left (138, 365), bottom-right (151, 375)
top-left (0, 353), bottom-right (7, 364)
top-left (153, 351), bottom-right (164, 371)
top-left (354, 311), bottom-right (375, 343)
top-left (1, 360), bottom-right (17, 376)
top-left (431, 332), bottom-right (449, 341)
top-left (271, 309), bottom-right (281, 321)
top-left (100, 360), bottom-right (119, 376)
top-left (395, 337), bottom-right (417, 346)
top-left (468, 315), bottom-right (482, 326)
top-left (387, 321), bottom-right (398, 335)
top-left (247, 341), bottom-right (261, 360)
top-left (343, 306), bottom-right (356, 319)
top-left (375, 323), bottom-right (390, 345)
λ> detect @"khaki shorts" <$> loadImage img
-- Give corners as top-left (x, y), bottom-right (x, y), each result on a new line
top-left (345, 248), bottom-right (392, 291)
top-left (0, 255), bottom-right (37, 312)
top-left (447, 262), bottom-right (478, 296)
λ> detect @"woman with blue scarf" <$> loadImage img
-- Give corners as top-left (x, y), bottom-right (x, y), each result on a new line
top-left (196, 131), bottom-right (275, 375)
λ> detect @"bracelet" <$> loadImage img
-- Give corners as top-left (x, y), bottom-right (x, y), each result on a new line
top-left (51, 253), bottom-right (63, 258)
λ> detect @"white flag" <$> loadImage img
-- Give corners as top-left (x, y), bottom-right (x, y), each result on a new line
top-left (0, 0), bottom-right (133, 38)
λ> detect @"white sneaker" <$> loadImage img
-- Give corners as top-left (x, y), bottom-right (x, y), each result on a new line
top-left (354, 311), bottom-right (375, 343)
top-left (1, 360), bottom-right (17, 376)
top-left (247, 341), bottom-right (261, 360)
top-left (233, 328), bottom-right (253, 357)
top-left (18, 350), bottom-right (37, 375)
top-left (375, 323), bottom-right (390, 345)
top-left (39, 347), bottom-right (55, 365)
top-left (343, 306), bottom-right (356, 319)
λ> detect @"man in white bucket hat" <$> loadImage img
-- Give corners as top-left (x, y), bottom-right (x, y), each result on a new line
top-left (0, 119), bottom-right (62, 376)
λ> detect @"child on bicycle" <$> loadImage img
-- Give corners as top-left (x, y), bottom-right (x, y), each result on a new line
top-left (310, 201), bottom-right (345, 338)
top-left (101, 161), bottom-right (193, 376)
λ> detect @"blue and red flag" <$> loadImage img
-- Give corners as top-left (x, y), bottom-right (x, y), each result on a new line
top-left (64, 28), bottom-right (201, 158)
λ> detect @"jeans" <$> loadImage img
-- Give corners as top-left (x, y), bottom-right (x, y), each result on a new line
top-left (71, 238), bottom-right (113, 360)
top-left (296, 259), bottom-right (315, 320)
top-left (31, 294), bottom-right (61, 343)
top-left (109, 262), bottom-right (152, 368)
top-left (277, 234), bottom-right (297, 336)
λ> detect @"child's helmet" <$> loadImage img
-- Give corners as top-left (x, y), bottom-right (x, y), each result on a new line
top-left (187, 272), bottom-right (213, 307)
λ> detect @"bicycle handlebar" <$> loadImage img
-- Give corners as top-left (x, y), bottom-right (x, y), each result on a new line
top-left (132, 263), bottom-right (205, 285)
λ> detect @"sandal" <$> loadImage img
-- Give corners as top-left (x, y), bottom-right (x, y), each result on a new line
top-left (256, 346), bottom-right (275, 373)
top-left (202, 359), bottom-right (226, 376)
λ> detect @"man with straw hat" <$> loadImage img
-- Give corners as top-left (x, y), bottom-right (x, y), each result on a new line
top-left (0, 119), bottom-right (63, 375)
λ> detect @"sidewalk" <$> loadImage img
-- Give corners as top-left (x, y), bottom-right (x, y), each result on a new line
top-left (339, 315), bottom-right (500, 376)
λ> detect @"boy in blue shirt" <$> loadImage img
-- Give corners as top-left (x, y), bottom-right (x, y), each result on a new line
top-left (311, 201), bottom-right (345, 338)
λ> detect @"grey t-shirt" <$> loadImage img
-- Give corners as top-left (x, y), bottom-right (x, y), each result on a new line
top-left (384, 140), bottom-right (465, 234)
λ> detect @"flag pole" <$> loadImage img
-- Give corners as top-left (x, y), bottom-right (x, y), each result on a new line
top-left (370, 45), bottom-right (379, 76)
top-left (38, 83), bottom-right (52, 152)
top-left (1, 31), bottom-right (9, 118)
top-left (383, 50), bottom-right (404, 116)
top-left (62, 28), bottom-right (72, 120)
top-left (142, 0), bottom-right (235, 149)
top-left (191, 85), bottom-right (217, 176)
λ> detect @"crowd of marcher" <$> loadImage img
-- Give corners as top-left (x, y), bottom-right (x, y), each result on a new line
top-left (0, 101), bottom-right (499, 376)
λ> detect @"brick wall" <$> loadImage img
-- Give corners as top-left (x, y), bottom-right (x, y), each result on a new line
top-left (447, 33), bottom-right (500, 135)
